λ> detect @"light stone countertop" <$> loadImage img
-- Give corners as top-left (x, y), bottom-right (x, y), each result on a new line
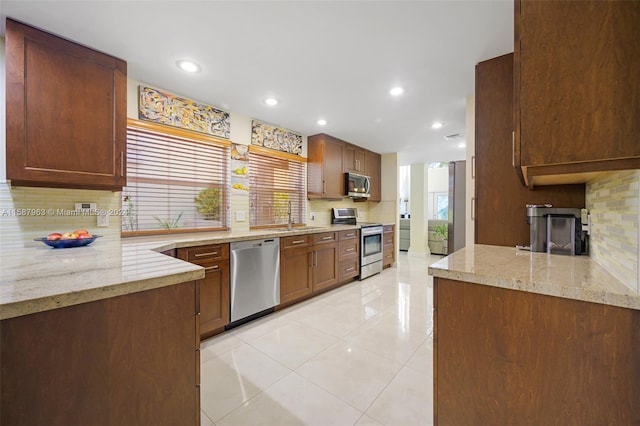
top-left (0, 225), bottom-right (359, 320)
top-left (428, 244), bottom-right (640, 310)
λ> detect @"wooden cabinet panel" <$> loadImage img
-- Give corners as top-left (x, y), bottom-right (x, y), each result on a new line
top-left (514, 0), bottom-right (640, 186)
top-left (0, 282), bottom-right (199, 426)
top-left (312, 231), bottom-right (337, 245)
top-left (338, 259), bottom-right (359, 282)
top-left (311, 242), bottom-right (339, 291)
top-left (475, 53), bottom-right (585, 247)
top-left (382, 225), bottom-right (394, 268)
top-left (5, 19), bottom-right (127, 190)
top-left (307, 134), bottom-right (344, 199)
top-left (434, 277), bottom-right (640, 425)
top-left (365, 150), bottom-right (381, 202)
top-left (280, 245), bottom-right (312, 304)
top-left (343, 143), bottom-right (366, 174)
top-left (178, 245), bottom-right (230, 338)
top-left (338, 229), bottom-right (359, 241)
top-left (338, 239), bottom-right (359, 263)
top-left (281, 235), bottom-right (311, 249)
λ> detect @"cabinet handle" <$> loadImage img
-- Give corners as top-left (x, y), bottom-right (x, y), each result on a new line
top-left (291, 240), bottom-right (306, 245)
top-left (345, 266), bottom-right (355, 272)
top-left (471, 197), bottom-right (476, 221)
top-left (204, 265), bottom-right (219, 271)
top-left (471, 155), bottom-right (475, 179)
top-left (511, 131), bottom-right (515, 168)
top-left (346, 232), bottom-right (354, 237)
top-left (345, 247), bottom-right (355, 252)
top-left (322, 180), bottom-right (326, 194)
top-left (120, 152), bottom-right (124, 177)
top-left (194, 251), bottom-right (218, 257)
top-left (321, 236), bottom-right (332, 240)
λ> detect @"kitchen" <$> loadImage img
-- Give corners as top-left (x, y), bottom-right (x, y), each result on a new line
top-left (1, 1), bottom-right (640, 425)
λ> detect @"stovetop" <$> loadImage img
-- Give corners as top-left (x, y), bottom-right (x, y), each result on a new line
top-left (330, 208), bottom-right (382, 227)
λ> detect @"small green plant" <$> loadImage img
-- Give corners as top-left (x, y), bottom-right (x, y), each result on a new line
top-left (152, 212), bottom-right (183, 229)
top-left (434, 224), bottom-right (448, 240)
top-left (194, 187), bottom-right (222, 220)
top-left (122, 194), bottom-right (137, 231)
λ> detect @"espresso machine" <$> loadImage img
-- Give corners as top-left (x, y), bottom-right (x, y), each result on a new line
top-left (526, 205), bottom-right (590, 255)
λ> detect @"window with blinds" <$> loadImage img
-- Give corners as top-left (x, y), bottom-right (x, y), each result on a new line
top-left (249, 146), bottom-right (307, 228)
top-left (122, 120), bottom-right (230, 235)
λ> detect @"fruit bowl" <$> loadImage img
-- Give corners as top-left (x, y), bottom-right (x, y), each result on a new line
top-left (35, 235), bottom-right (102, 249)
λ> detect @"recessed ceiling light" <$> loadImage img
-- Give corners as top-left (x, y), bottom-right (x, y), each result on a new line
top-left (390, 87), bottom-right (404, 96)
top-left (317, 119), bottom-right (327, 126)
top-left (264, 98), bottom-right (278, 106)
top-left (176, 60), bottom-right (201, 73)
top-left (431, 121), bottom-right (444, 129)
top-left (458, 142), bottom-right (467, 149)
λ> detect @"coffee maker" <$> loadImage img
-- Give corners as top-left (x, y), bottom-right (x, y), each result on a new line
top-left (526, 205), bottom-right (589, 255)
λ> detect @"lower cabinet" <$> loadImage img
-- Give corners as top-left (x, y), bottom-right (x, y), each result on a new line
top-left (280, 235), bottom-right (313, 304)
top-left (0, 282), bottom-right (200, 426)
top-left (338, 229), bottom-right (360, 282)
top-left (178, 244), bottom-right (230, 339)
top-left (311, 232), bottom-right (339, 292)
top-left (383, 225), bottom-right (395, 268)
top-left (434, 277), bottom-right (640, 425)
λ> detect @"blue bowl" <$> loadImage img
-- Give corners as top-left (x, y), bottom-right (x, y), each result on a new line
top-left (35, 235), bottom-right (102, 249)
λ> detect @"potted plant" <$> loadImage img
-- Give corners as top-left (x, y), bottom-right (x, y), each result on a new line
top-left (194, 187), bottom-right (221, 220)
top-left (434, 223), bottom-right (449, 254)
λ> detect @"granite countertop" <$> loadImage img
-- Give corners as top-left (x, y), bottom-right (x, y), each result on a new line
top-left (428, 244), bottom-right (640, 310)
top-left (0, 224), bottom-right (360, 320)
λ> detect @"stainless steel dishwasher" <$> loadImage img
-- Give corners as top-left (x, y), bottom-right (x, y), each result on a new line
top-left (229, 238), bottom-right (280, 324)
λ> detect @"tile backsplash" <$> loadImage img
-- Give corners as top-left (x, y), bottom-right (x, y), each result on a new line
top-left (586, 170), bottom-right (640, 293)
top-left (0, 183), bottom-right (122, 248)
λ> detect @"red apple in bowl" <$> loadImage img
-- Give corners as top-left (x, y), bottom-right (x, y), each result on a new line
top-left (61, 232), bottom-right (78, 240)
top-left (46, 232), bottom-right (62, 241)
top-left (77, 233), bottom-right (93, 239)
top-left (74, 229), bottom-right (90, 236)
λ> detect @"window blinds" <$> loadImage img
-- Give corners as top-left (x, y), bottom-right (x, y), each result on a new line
top-left (122, 120), bottom-right (230, 235)
top-left (249, 147), bottom-right (307, 228)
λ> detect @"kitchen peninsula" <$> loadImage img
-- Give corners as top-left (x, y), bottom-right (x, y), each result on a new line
top-left (429, 245), bottom-right (640, 425)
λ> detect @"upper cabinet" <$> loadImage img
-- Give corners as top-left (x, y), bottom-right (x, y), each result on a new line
top-left (307, 134), bottom-right (344, 199)
top-left (514, 0), bottom-right (640, 187)
top-left (307, 133), bottom-right (382, 201)
top-left (343, 143), bottom-right (366, 174)
top-left (6, 19), bottom-right (127, 191)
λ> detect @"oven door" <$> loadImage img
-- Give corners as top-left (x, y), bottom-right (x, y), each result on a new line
top-left (361, 226), bottom-right (383, 266)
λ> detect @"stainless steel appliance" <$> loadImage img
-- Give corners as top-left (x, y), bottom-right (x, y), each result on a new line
top-left (331, 207), bottom-right (383, 279)
top-left (526, 205), bottom-right (587, 255)
top-left (230, 238), bottom-right (280, 325)
top-left (447, 160), bottom-right (466, 254)
top-left (344, 172), bottom-right (371, 198)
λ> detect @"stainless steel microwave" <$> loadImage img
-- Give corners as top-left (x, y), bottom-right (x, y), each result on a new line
top-left (344, 172), bottom-right (371, 198)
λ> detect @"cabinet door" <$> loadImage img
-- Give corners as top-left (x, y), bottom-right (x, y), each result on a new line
top-left (311, 242), bottom-right (338, 292)
top-left (307, 134), bottom-right (344, 199)
top-left (365, 151), bottom-right (381, 202)
top-left (280, 245), bottom-right (312, 304)
top-left (383, 225), bottom-right (394, 268)
top-left (343, 144), bottom-right (366, 173)
top-left (515, 1), bottom-right (640, 182)
top-left (475, 54), bottom-right (585, 247)
top-left (5, 19), bottom-right (127, 190)
top-left (198, 260), bottom-right (230, 338)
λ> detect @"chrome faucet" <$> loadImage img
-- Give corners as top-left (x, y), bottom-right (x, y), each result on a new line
top-left (287, 201), bottom-right (293, 230)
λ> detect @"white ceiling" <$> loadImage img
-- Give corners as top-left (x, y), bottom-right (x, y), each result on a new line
top-left (1, 0), bottom-right (513, 166)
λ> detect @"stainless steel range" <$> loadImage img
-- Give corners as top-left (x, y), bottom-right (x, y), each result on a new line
top-left (331, 208), bottom-right (383, 280)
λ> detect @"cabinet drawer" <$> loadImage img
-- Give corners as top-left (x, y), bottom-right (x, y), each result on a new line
top-left (312, 232), bottom-right (337, 245)
top-left (281, 235), bottom-right (311, 249)
top-left (383, 225), bottom-right (394, 234)
top-left (338, 229), bottom-right (359, 240)
top-left (178, 244), bottom-right (229, 266)
top-left (338, 259), bottom-right (359, 281)
top-left (338, 239), bottom-right (359, 262)
top-left (384, 235), bottom-right (394, 246)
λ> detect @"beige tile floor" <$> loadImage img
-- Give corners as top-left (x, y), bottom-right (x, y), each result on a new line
top-left (200, 252), bottom-right (442, 426)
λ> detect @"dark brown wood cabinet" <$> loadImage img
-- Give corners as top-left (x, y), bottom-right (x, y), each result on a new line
top-left (280, 235), bottom-right (313, 304)
top-left (434, 277), bottom-right (640, 425)
top-left (475, 53), bottom-right (585, 247)
top-left (307, 134), bottom-right (344, 199)
top-left (382, 225), bottom-right (395, 268)
top-left (178, 244), bottom-right (230, 339)
top-left (1, 282), bottom-right (200, 426)
top-left (310, 232), bottom-right (339, 291)
top-left (365, 150), bottom-right (381, 202)
top-left (514, 0), bottom-right (640, 187)
top-left (343, 143), bottom-right (366, 174)
top-left (5, 19), bottom-right (127, 191)
top-left (337, 229), bottom-right (360, 282)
